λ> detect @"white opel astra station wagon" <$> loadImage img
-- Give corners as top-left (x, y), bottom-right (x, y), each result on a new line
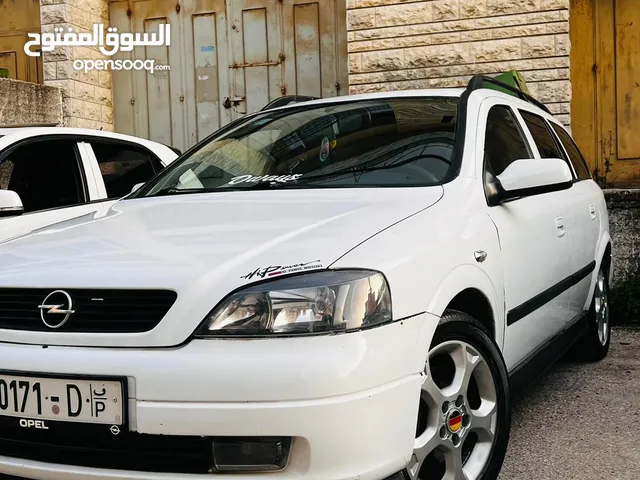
top-left (0, 76), bottom-right (611, 480)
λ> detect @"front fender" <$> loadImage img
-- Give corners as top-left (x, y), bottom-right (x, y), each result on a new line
top-left (426, 264), bottom-right (504, 349)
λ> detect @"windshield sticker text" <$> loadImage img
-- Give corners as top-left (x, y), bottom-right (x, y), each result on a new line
top-left (228, 174), bottom-right (303, 185)
top-left (241, 260), bottom-right (323, 280)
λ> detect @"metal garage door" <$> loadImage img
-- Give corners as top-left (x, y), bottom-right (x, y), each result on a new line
top-left (110, 0), bottom-right (348, 152)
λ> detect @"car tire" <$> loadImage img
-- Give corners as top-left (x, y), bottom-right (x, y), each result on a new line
top-left (571, 264), bottom-right (611, 362)
top-left (407, 310), bottom-right (511, 480)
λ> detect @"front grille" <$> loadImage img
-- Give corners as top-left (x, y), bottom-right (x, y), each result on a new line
top-left (0, 426), bottom-right (213, 474)
top-left (0, 288), bottom-right (177, 333)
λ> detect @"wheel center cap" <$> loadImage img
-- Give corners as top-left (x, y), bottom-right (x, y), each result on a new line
top-left (446, 409), bottom-right (464, 434)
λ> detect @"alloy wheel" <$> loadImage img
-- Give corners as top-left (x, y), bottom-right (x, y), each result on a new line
top-left (409, 340), bottom-right (498, 480)
top-left (594, 269), bottom-right (610, 346)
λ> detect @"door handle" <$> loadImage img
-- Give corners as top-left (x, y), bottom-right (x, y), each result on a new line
top-left (555, 216), bottom-right (566, 237)
top-left (589, 204), bottom-right (597, 220)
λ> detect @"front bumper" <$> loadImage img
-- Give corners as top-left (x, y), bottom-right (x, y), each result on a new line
top-left (0, 312), bottom-right (439, 480)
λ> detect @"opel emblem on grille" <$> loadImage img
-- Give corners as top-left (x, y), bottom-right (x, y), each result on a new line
top-left (38, 290), bottom-right (75, 329)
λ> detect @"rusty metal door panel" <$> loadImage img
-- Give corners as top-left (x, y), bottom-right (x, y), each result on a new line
top-left (291, 2), bottom-right (321, 97)
top-left (615, 0), bottom-right (640, 162)
top-left (129, 0), bottom-right (187, 151)
top-left (111, 2), bottom-right (136, 139)
top-left (110, 0), bottom-right (347, 148)
top-left (143, 17), bottom-right (174, 147)
top-left (183, 0), bottom-right (231, 143)
top-left (282, 0), bottom-right (341, 99)
top-left (230, 0), bottom-right (283, 117)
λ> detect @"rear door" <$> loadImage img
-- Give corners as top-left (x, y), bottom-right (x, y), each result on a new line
top-left (517, 109), bottom-right (600, 323)
top-left (550, 122), bottom-right (602, 317)
top-left (479, 100), bottom-right (571, 371)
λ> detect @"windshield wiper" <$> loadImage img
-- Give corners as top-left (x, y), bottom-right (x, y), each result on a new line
top-left (149, 187), bottom-right (208, 197)
top-left (218, 182), bottom-right (319, 191)
top-left (149, 182), bottom-right (315, 197)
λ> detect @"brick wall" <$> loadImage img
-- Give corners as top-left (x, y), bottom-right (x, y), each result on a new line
top-left (346, 0), bottom-right (571, 125)
top-left (39, 0), bottom-right (113, 130)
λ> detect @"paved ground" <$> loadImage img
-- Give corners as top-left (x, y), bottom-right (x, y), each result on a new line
top-left (500, 327), bottom-right (640, 480)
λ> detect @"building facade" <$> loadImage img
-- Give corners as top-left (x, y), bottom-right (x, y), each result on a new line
top-left (0, 0), bottom-right (638, 187)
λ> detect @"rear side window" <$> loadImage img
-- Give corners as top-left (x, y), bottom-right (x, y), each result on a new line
top-left (90, 142), bottom-right (161, 199)
top-left (550, 123), bottom-right (592, 181)
top-left (484, 105), bottom-right (532, 176)
top-left (519, 110), bottom-right (566, 160)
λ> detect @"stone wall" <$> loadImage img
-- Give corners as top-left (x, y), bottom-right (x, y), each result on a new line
top-left (39, 0), bottom-right (113, 131)
top-left (606, 189), bottom-right (640, 285)
top-left (0, 78), bottom-right (63, 127)
top-left (605, 189), bottom-right (640, 322)
top-left (346, 0), bottom-right (571, 124)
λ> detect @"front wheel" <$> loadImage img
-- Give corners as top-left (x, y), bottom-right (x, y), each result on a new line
top-left (408, 311), bottom-right (511, 480)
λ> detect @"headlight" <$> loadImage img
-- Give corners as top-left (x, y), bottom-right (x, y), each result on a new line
top-left (195, 270), bottom-right (392, 337)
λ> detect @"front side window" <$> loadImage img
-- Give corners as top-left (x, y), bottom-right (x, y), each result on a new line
top-left (519, 110), bottom-right (566, 160)
top-left (90, 142), bottom-right (161, 199)
top-left (550, 123), bottom-right (592, 181)
top-left (135, 97), bottom-right (460, 197)
top-left (483, 105), bottom-right (531, 176)
top-left (0, 139), bottom-right (85, 213)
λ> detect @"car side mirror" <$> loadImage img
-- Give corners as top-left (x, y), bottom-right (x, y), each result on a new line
top-left (131, 183), bottom-right (144, 194)
top-left (0, 190), bottom-right (24, 218)
top-left (487, 158), bottom-right (573, 206)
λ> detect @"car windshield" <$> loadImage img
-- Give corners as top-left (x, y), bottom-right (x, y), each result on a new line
top-left (137, 97), bottom-right (460, 197)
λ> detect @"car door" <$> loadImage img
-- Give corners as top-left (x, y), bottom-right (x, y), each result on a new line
top-left (81, 140), bottom-right (167, 200)
top-left (549, 122), bottom-right (602, 318)
top-left (479, 100), bottom-right (571, 371)
top-left (0, 136), bottom-right (105, 243)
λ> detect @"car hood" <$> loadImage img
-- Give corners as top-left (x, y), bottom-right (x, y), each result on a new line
top-left (0, 187), bottom-right (443, 347)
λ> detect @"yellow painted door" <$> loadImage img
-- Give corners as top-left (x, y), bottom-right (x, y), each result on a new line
top-left (571, 0), bottom-right (640, 187)
top-left (613, 0), bottom-right (640, 163)
top-left (0, 0), bottom-right (42, 83)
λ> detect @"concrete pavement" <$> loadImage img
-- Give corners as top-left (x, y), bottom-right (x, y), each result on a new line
top-left (500, 327), bottom-right (640, 480)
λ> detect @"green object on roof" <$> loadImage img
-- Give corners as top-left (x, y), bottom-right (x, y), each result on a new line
top-left (0, 68), bottom-right (8, 79)
top-left (488, 70), bottom-right (530, 95)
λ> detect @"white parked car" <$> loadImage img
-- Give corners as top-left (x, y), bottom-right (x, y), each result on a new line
top-left (0, 127), bottom-right (179, 242)
top-left (0, 77), bottom-right (611, 480)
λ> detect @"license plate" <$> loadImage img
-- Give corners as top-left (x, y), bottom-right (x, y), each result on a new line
top-left (0, 373), bottom-right (124, 425)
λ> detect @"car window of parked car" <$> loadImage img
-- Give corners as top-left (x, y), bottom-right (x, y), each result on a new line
top-left (89, 141), bottom-right (162, 199)
top-left (0, 139), bottom-right (86, 213)
top-left (519, 110), bottom-right (568, 162)
top-left (483, 105), bottom-right (532, 176)
top-left (133, 97), bottom-right (461, 197)
top-left (549, 123), bottom-right (593, 181)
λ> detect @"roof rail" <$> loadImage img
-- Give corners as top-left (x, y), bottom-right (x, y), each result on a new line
top-left (466, 75), bottom-right (551, 114)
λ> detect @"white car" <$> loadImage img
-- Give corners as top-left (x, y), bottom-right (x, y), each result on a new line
top-left (0, 127), bottom-right (179, 243)
top-left (0, 77), bottom-right (611, 480)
